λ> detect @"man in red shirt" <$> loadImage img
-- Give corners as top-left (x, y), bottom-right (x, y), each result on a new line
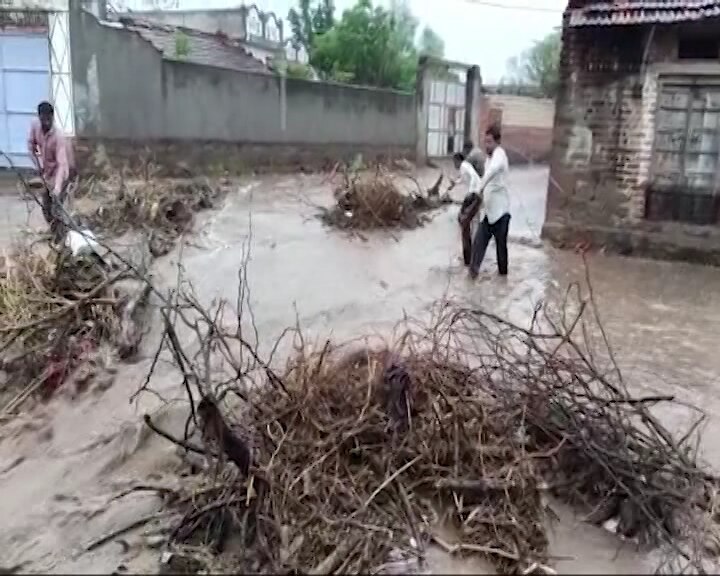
top-left (27, 101), bottom-right (76, 230)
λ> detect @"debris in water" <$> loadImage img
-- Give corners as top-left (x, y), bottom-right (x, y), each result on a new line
top-left (0, 239), bottom-right (150, 415)
top-left (321, 164), bottom-right (451, 231)
top-left (76, 169), bottom-right (229, 255)
top-left (0, 163), bottom-right (232, 415)
top-left (135, 266), bottom-right (720, 574)
top-left (65, 228), bottom-right (100, 258)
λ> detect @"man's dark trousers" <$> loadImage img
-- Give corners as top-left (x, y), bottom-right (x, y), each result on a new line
top-left (470, 213), bottom-right (511, 276)
top-left (459, 193), bottom-right (480, 266)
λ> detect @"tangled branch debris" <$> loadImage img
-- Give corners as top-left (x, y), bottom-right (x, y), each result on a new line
top-left (76, 171), bottom-right (226, 256)
top-left (138, 265), bottom-right (720, 574)
top-left (0, 145), bottom-right (234, 418)
top-left (322, 165), bottom-right (450, 230)
top-left (0, 240), bottom-right (151, 414)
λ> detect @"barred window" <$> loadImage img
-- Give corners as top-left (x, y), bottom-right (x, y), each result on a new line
top-left (648, 82), bottom-right (720, 225)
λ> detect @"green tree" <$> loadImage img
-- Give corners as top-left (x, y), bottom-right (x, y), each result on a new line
top-left (418, 26), bottom-right (444, 58)
top-left (416, 25), bottom-right (457, 81)
top-left (311, 0), bottom-right (418, 90)
top-left (287, 0), bottom-right (335, 55)
top-left (388, 0), bottom-right (418, 53)
top-left (504, 29), bottom-right (561, 98)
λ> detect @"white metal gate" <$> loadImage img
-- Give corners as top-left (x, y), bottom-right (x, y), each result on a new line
top-left (0, 29), bottom-right (51, 168)
top-left (426, 78), bottom-right (466, 158)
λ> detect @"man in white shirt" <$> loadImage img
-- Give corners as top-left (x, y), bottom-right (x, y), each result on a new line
top-left (469, 125), bottom-right (511, 279)
top-left (450, 151), bottom-right (482, 266)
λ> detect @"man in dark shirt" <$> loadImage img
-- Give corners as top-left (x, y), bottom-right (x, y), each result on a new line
top-left (463, 140), bottom-right (485, 179)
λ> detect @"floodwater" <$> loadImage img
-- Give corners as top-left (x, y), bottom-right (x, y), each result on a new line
top-left (0, 165), bottom-right (719, 574)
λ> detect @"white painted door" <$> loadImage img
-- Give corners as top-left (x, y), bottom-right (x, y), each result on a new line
top-left (0, 30), bottom-right (50, 169)
top-left (426, 78), bottom-right (466, 158)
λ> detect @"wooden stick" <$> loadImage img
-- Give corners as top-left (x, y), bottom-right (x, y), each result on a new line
top-left (362, 456), bottom-right (420, 511)
top-left (143, 414), bottom-right (207, 456)
top-left (1, 372), bottom-right (47, 415)
top-left (431, 534), bottom-right (519, 562)
top-left (85, 511), bottom-right (168, 552)
top-left (435, 477), bottom-right (517, 492)
top-left (308, 540), bottom-right (353, 575)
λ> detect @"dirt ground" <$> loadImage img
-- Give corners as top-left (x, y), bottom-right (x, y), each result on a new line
top-left (1, 165), bottom-right (719, 573)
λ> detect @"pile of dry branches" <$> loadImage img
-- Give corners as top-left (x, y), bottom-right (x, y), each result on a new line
top-left (0, 240), bottom-right (150, 415)
top-left (136, 265), bottom-right (720, 574)
top-left (322, 165), bottom-right (450, 230)
top-left (77, 172), bottom-right (225, 256)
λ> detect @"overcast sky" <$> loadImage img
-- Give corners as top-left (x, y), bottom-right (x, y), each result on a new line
top-left (124, 0), bottom-right (566, 83)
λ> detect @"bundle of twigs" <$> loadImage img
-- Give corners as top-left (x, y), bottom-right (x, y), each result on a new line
top-left (322, 165), bottom-right (449, 231)
top-left (143, 317), bottom-right (549, 572)
top-left (135, 261), bottom-right (720, 574)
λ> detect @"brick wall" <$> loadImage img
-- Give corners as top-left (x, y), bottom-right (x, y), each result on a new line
top-left (541, 19), bottom-right (720, 264)
top-left (497, 125), bottom-right (554, 164)
top-left (545, 23), bottom-right (648, 228)
top-left (479, 94), bottom-right (555, 164)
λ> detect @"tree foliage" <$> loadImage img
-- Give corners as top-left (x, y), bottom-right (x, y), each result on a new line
top-left (287, 0), bottom-right (446, 90)
top-left (174, 30), bottom-right (190, 59)
top-left (503, 29), bottom-right (561, 98)
top-left (287, 0), bottom-right (335, 54)
top-left (388, 0), bottom-right (418, 54)
top-left (418, 25), bottom-right (454, 80)
top-left (310, 0), bottom-right (417, 90)
top-left (418, 26), bottom-right (444, 58)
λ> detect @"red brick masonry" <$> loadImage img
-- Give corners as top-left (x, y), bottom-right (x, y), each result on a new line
top-left (478, 95), bottom-right (554, 165)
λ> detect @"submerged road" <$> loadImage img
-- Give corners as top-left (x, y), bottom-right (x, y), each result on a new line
top-left (0, 165), bottom-right (718, 573)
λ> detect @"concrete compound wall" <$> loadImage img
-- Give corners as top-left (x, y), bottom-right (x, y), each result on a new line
top-left (479, 94), bottom-right (555, 164)
top-left (68, 8), bottom-right (416, 174)
top-left (544, 19), bottom-right (720, 265)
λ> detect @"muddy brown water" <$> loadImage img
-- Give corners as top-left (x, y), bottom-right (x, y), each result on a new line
top-left (0, 166), bottom-right (718, 573)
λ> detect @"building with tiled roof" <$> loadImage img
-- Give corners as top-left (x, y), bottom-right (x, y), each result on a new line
top-left (544, 0), bottom-right (720, 264)
top-left (115, 4), bottom-right (303, 68)
top-left (115, 16), bottom-right (269, 73)
top-left (568, 0), bottom-right (720, 27)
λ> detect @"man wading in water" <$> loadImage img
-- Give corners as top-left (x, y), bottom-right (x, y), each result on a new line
top-left (27, 101), bottom-right (76, 238)
top-left (450, 150), bottom-right (483, 267)
top-left (469, 125), bottom-right (510, 279)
